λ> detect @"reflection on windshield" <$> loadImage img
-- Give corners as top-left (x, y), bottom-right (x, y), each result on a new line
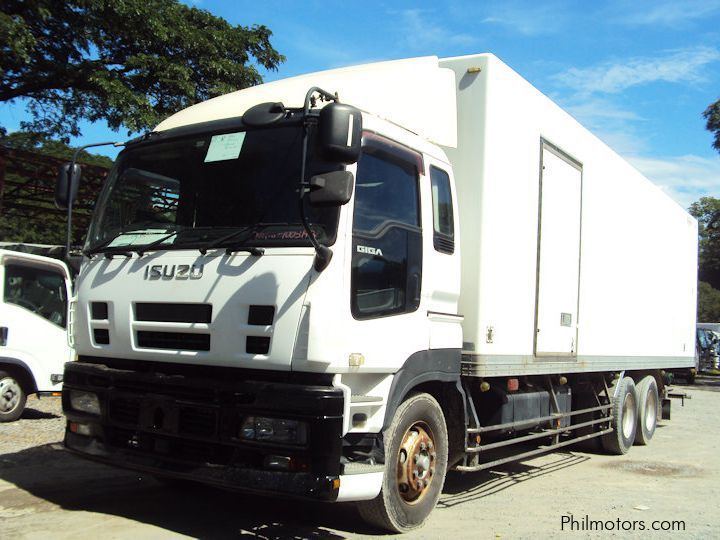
top-left (86, 126), bottom-right (341, 252)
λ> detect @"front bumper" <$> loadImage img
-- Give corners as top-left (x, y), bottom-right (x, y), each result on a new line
top-left (62, 359), bottom-right (344, 501)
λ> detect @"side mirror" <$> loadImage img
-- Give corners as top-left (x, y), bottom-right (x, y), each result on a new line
top-left (55, 163), bottom-right (82, 210)
top-left (308, 170), bottom-right (354, 207)
top-left (318, 103), bottom-right (362, 164)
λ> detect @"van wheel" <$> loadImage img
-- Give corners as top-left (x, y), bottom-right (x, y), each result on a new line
top-left (601, 377), bottom-right (637, 455)
top-left (634, 376), bottom-right (658, 445)
top-left (357, 393), bottom-right (448, 533)
top-left (0, 371), bottom-right (27, 422)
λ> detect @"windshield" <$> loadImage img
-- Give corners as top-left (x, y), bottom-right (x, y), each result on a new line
top-left (85, 125), bottom-right (341, 252)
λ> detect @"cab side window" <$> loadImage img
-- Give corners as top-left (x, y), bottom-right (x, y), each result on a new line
top-left (3, 264), bottom-right (67, 328)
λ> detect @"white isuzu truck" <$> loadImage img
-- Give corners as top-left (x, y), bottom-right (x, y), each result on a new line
top-left (56, 54), bottom-right (697, 532)
top-left (0, 248), bottom-right (73, 421)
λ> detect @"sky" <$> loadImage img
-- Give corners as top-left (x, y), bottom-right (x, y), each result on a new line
top-left (2, 0), bottom-right (719, 208)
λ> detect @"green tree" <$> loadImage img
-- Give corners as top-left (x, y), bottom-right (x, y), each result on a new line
top-left (689, 197), bottom-right (720, 290)
top-left (698, 282), bottom-right (720, 322)
top-left (1, 0), bottom-right (284, 141)
top-left (705, 98), bottom-right (720, 152)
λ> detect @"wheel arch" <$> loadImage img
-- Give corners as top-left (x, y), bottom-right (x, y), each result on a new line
top-left (383, 349), bottom-right (467, 467)
top-left (0, 356), bottom-right (38, 394)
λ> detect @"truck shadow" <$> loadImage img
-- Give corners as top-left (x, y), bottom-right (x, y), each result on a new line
top-left (440, 452), bottom-right (590, 509)
top-left (0, 443), bottom-right (595, 537)
top-left (0, 444), bottom-right (373, 539)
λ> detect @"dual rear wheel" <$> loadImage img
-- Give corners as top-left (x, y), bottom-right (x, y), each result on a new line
top-left (601, 375), bottom-right (659, 454)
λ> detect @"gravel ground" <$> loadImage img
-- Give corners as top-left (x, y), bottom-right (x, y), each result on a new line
top-left (0, 378), bottom-right (718, 539)
top-left (0, 395), bottom-right (64, 454)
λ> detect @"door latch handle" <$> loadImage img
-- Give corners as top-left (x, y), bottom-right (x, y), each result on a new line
top-left (0, 327), bottom-right (8, 346)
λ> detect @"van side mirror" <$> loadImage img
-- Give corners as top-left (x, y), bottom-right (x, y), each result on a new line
top-left (55, 163), bottom-right (82, 210)
top-left (308, 170), bottom-right (354, 207)
top-left (318, 103), bottom-right (362, 164)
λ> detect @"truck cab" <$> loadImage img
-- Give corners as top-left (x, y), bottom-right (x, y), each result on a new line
top-left (0, 249), bottom-right (73, 421)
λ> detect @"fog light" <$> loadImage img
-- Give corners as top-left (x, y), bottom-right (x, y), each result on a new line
top-left (69, 390), bottom-right (101, 416)
top-left (240, 416), bottom-right (308, 445)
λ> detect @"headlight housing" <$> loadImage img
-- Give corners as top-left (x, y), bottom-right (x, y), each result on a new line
top-left (69, 390), bottom-right (101, 416)
top-left (240, 416), bottom-right (308, 445)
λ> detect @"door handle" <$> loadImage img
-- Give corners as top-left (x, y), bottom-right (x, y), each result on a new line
top-left (411, 273), bottom-right (421, 304)
top-left (0, 327), bottom-right (7, 346)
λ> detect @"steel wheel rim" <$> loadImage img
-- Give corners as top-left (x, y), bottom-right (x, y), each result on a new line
top-left (644, 388), bottom-right (657, 433)
top-left (621, 392), bottom-right (636, 440)
top-left (396, 422), bottom-right (436, 504)
top-left (0, 377), bottom-right (21, 414)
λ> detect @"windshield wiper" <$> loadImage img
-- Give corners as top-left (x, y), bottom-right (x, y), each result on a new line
top-left (135, 229), bottom-right (181, 256)
top-left (197, 224), bottom-right (283, 256)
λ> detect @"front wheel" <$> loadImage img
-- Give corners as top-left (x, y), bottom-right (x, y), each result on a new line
top-left (357, 393), bottom-right (448, 533)
top-left (0, 371), bottom-right (27, 422)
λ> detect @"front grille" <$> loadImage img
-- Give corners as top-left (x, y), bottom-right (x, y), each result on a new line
top-left (94, 329), bottom-right (110, 345)
top-left (137, 331), bottom-right (210, 351)
top-left (135, 303), bottom-right (212, 323)
top-left (179, 406), bottom-right (217, 437)
top-left (248, 305), bottom-right (275, 325)
top-left (109, 397), bottom-right (140, 424)
top-left (246, 336), bottom-right (270, 354)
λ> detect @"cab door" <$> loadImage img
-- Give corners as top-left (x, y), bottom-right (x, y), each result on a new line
top-left (345, 134), bottom-right (428, 369)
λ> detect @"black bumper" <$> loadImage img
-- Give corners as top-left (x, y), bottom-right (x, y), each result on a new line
top-left (62, 360), bottom-right (344, 501)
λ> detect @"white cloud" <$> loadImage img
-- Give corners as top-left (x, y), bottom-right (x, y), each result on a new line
top-left (480, 4), bottom-right (567, 36)
top-left (629, 154), bottom-right (720, 208)
top-left (618, 0), bottom-right (720, 26)
top-left (396, 9), bottom-right (477, 49)
top-left (553, 47), bottom-right (720, 96)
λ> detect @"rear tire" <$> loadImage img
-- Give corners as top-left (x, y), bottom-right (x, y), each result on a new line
top-left (634, 376), bottom-right (658, 445)
top-left (601, 377), bottom-right (637, 455)
top-left (357, 393), bottom-right (448, 533)
top-left (0, 370), bottom-right (27, 422)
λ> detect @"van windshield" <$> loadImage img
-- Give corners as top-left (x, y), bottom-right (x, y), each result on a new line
top-left (85, 126), bottom-right (341, 253)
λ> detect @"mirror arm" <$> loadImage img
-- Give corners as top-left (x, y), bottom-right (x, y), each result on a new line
top-left (64, 141), bottom-right (123, 261)
top-left (298, 87), bottom-right (342, 272)
top-left (298, 116), bottom-right (333, 272)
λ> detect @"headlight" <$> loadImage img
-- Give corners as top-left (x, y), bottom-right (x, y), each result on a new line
top-left (69, 390), bottom-right (101, 416)
top-left (240, 416), bottom-right (308, 445)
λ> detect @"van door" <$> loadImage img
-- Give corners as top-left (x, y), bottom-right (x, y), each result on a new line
top-left (535, 142), bottom-right (582, 357)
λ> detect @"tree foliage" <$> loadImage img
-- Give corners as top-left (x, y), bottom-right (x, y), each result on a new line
top-left (1, 131), bottom-right (113, 167)
top-left (698, 282), bottom-right (720, 322)
top-left (705, 98), bottom-right (720, 152)
top-left (0, 0), bottom-right (284, 140)
top-left (689, 197), bottom-right (720, 291)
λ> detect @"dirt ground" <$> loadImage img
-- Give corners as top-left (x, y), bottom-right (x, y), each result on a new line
top-left (1, 377), bottom-right (718, 539)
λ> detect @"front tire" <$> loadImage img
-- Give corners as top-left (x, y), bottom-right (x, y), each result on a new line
top-left (601, 377), bottom-right (637, 455)
top-left (357, 393), bottom-right (448, 533)
top-left (634, 376), bottom-right (659, 445)
top-left (0, 370), bottom-right (27, 422)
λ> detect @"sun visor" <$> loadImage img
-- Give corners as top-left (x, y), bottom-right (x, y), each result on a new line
top-left (155, 56), bottom-right (458, 148)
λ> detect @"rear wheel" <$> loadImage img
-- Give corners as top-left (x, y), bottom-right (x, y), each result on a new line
top-left (357, 393), bottom-right (448, 533)
top-left (601, 377), bottom-right (637, 455)
top-left (0, 370), bottom-right (27, 422)
top-left (634, 376), bottom-right (658, 445)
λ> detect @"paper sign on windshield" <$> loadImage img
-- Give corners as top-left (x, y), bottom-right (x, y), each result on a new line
top-left (204, 132), bottom-right (246, 162)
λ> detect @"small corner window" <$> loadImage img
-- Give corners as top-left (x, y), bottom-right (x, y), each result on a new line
top-left (430, 166), bottom-right (454, 254)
